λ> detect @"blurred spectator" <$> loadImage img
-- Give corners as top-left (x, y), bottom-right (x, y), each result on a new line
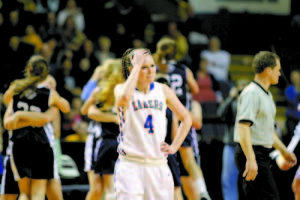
top-left (39, 41), bottom-right (59, 74)
top-left (52, 55), bottom-right (78, 102)
top-left (0, 12), bottom-right (6, 56)
top-left (59, 15), bottom-right (86, 52)
top-left (111, 23), bottom-right (132, 58)
top-left (64, 120), bottom-right (88, 142)
top-left (38, 12), bottom-right (61, 42)
top-left (72, 58), bottom-right (94, 89)
top-left (35, 0), bottom-right (60, 13)
top-left (144, 23), bottom-right (156, 51)
top-left (94, 35), bottom-right (116, 65)
top-left (285, 69), bottom-right (300, 139)
top-left (217, 79), bottom-right (249, 200)
top-left (167, 21), bottom-right (190, 65)
top-left (73, 39), bottom-right (99, 69)
top-left (61, 96), bottom-right (83, 139)
top-left (4, 10), bottom-right (26, 37)
top-left (193, 57), bottom-right (222, 103)
top-left (57, 0), bottom-right (85, 32)
top-left (132, 37), bottom-right (146, 49)
top-left (3, 36), bottom-right (35, 85)
top-left (200, 36), bottom-right (231, 82)
top-left (21, 24), bottom-right (43, 53)
top-left (177, 0), bottom-right (195, 23)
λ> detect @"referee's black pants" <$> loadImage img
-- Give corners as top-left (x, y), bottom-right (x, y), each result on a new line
top-left (234, 144), bottom-right (280, 200)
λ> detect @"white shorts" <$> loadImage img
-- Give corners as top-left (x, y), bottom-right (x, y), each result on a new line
top-left (114, 158), bottom-right (174, 200)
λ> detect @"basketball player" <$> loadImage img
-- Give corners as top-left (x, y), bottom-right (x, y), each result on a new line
top-left (292, 105), bottom-right (300, 200)
top-left (154, 37), bottom-right (211, 199)
top-left (3, 55), bottom-right (70, 200)
top-left (2, 74), bottom-right (67, 200)
top-left (114, 48), bottom-right (192, 200)
top-left (82, 59), bottom-right (123, 200)
top-left (156, 75), bottom-right (184, 200)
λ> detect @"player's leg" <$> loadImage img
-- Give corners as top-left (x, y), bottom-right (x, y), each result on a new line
top-left (292, 166), bottom-right (300, 200)
top-left (174, 186), bottom-right (184, 200)
top-left (85, 170), bottom-right (96, 200)
top-left (179, 146), bottom-right (209, 199)
top-left (17, 178), bottom-right (31, 200)
top-left (181, 176), bottom-right (197, 200)
top-left (30, 179), bottom-right (47, 200)
top-left (46, 178), bottom-right (64, 200)
top-left (85, 174), bottom-right (104, 200)
top-left (102, 175), bottom-right (114, 200)
top-left (167, 154), bottom-right (183, 200)
top-left (1, 156), bottom-right (19, 200)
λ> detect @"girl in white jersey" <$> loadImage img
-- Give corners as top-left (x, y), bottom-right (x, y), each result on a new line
top-left (114, 48), bottom-right (192, 200)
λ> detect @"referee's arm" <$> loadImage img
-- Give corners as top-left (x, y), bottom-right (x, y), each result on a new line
top-left (238, 121), bottom-right (258, 181)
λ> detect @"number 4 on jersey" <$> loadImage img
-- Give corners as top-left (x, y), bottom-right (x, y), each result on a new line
top-left (144, 114), bottom-right (154, 134)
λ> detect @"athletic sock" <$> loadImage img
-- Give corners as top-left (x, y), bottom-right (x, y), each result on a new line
top-left (195, 178), bottom-right (208, 194)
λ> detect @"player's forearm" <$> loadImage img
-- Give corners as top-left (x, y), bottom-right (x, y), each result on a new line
top-left (88, 107), bottom-right (118, 123)
top-left (238, 123), bottom-right (256, 161)
top-left (273, 133), bottom-right (289, 155)
top-left (118, 67), bottom-right (140, 104)
top-left (170, 115), bottom-right (192, 153)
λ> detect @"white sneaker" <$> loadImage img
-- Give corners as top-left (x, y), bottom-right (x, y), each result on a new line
top-left (200, 192), bottom-right (211, 200)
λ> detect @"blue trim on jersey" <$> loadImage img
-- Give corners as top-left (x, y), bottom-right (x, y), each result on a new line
top-left (114, 158), bottom-right (120, 199)
top-left (149, 82), bottom-right (154, 91)
top-left (135, 82), bottom-right (155, 92)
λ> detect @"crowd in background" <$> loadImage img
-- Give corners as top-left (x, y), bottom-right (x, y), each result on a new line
top-left (0, 0), bottom-right (300, 200)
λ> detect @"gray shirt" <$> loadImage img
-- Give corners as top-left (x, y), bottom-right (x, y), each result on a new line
top-left (234, 82), bottom-right (276, 148)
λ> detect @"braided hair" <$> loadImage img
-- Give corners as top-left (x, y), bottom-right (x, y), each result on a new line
top-left (121, 48), bottom-right (151, 79)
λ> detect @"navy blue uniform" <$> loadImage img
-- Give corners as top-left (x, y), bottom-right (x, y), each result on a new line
top-left (157, 63), bottom-right (194, 147)
top-left (165, 108), bottom-right (182, 187)
top-left (1, 139), bottom-right (19, 195)
top-left (84, 120), bottom-right (102, 172)
top-left (157, 63), bottom-right (198, 176)
top-left (94, 109), bottom-right (119, 175)
top-left (10, 88), bottom-right (57, 180)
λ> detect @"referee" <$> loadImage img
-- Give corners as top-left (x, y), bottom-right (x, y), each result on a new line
top-left (234, 51), bottom-right (297, 200)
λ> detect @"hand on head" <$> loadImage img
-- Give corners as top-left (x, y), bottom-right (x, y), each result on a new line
top-left (130, 49), bottom-right (149, 68)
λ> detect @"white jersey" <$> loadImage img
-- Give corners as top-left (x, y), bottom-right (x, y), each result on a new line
top-left (117, 82), bottom-right (167, 162)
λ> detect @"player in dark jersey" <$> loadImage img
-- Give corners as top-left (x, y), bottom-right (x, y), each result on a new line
top-left (3, 55), bottom-right (70, 200)
top-left (2, 74), bottom-right (66, 200)
top-left (156, 76), bottom-right (184, 200)
top-left (80, 59), bottom-right (120, 199)
top-left (81, 59), bottom-right (123, 200)
top-left (154, 37), bottom-right (211, 200)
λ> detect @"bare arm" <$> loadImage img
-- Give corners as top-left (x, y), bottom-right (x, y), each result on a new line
top-left (238, 122), bottom-right (258, 181)
top-left (4, 102), bottom-right (59, 130)
top-left (273, 132), bottom-right (297, 165)
top-left (52, 111), bottom-right (61, 139)
top-left (238, 122), bottom-right (255, 161)
top-left (87, 105), bottom-right (118, 124)
top-left (186, 68), bottom-right (199, 95)
top-left (3, 84), bottom-right (15, 106)
top-left (115, 50), bottom-right (146, 107)
top-left (171, 114), bottom-right (178, 141)
top-left (81, 87), bottom-right (99, 115)
top-left (163, 84), bottom-right (192, 153)
top-left (49, 90), bottom-right (70, 113)
top-left (190, 100), bottom-right (202, 130)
